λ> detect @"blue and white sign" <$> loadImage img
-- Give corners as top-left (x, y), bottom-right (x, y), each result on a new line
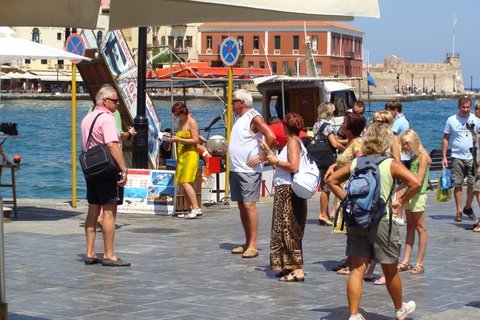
top-left (220, 37), bottom-right (240, 67)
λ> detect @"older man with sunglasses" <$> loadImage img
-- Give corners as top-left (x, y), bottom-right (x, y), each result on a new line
top-left (80, 84), bottom-right (130, 267)
top-left (441, 96), bottom-right (479, 223)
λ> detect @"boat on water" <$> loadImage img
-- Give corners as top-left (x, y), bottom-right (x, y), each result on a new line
top-left (255, 75), bottom-right (360, 129)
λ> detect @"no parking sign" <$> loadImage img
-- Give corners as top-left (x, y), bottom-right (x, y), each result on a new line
top-left (220, 37), bottom-right (240, 67)
top-left (66, 34), bottom-right (85, 64)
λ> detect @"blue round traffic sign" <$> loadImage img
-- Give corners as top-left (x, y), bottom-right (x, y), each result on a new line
top-left (220, 37), bottom-right (240, 67)
top-left (66, 34), bottom-right (85, 64)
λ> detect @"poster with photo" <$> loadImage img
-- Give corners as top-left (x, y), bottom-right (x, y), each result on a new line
top-left (118, 169), bottom-right (176, 215)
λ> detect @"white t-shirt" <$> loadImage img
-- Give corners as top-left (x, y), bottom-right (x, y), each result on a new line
top-left (443, 113), bottom-right (478, 159)
top-left (228, 109), bottom-right (264, 173)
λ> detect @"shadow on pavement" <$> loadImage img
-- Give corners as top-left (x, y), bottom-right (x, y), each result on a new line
top-left (13, 206), bottom-right (82, 221)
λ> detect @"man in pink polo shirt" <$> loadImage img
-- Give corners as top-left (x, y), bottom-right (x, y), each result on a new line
top-left (81, 84), bottom-right (130, 267)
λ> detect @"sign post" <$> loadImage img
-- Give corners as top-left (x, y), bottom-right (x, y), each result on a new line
top-left (66, 34), bottom-right (85, 208)
top-left (220, 37), bottom-right (240, 201)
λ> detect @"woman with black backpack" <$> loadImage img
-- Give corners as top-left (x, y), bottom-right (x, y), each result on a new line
top-left (309, 102), bottom-right (344, 226)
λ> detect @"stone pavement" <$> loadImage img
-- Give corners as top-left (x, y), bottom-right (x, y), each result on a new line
top-left (1, 192), bottom-right (479, 320)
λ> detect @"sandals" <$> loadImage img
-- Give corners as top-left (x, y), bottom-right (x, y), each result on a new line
top-left (397, 262), bottom-right (410, 272)
top-left (410, 264), bottom-right (424, 274)
top-left (275, 269), bottom-right (292, 278)
top-left (231, 245), bottom-right (246, 254)
top-left (463, 207), bottom-right (477, 220)
top-left (332, 262), bottom-right (348, 272)
top-left (336, 267), bottom-right (351, 275)
top-left (279, 271), bottom-right (305, 282)
top-left (473, 224), bottom-right (480, 232)
top-left (241, 248), bottom-right (259, 258)
top-left (454, 215), bottom-right (462, 222)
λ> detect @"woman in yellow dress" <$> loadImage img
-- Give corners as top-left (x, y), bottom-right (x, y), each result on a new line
top-left (167, 102), bottom-right (201, 219)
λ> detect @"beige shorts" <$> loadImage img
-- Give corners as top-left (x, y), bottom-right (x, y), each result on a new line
top-left (474, 177), bottom-right (480, 192)
top-left (405, 193), bottom-right (427, 212)
top-left (346, 219), bottom-right (401, 264)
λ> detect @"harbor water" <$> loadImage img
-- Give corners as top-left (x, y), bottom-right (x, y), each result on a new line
top-left (0, 98), bottom-right (467, 199)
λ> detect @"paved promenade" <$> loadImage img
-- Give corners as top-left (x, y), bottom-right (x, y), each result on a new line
top-left (2, 192), bottom-right (479, 319)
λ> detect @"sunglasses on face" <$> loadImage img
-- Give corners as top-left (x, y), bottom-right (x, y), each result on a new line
top-left (104, 97), bottom-right (119, 104)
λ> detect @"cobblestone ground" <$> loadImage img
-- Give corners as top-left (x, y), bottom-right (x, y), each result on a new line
top-left (1, 192), bottom-right (479, 319)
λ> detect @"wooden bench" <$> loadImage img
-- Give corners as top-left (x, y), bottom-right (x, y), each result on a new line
top-left (427, 149), bottom-right (451, 190)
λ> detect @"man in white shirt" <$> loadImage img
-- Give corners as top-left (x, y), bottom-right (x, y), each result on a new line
top-left (442, 96), bottom-right (478, 222)
top-left (228, 89), bottom-right (275, 258)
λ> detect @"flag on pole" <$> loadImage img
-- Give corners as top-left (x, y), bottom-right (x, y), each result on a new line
top-left (367, 72), bottom-right (377, 88)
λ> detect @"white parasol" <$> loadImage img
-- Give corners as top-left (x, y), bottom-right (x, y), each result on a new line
top-left (0, 27), bottom-right (90, 65)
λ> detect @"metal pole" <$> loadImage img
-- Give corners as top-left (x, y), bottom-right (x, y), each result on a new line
top-left (133, 27), bottom-right (149, 169)
top-left (0, 198), bottom-right (7, 320)
top-left (224, 67), bottom-right (233, 200)
top-left (434, 75), bottom-right (436, 93)
top-left (71, 65), bottom-right (77, 208)
top-left (453, 74), bottom-right (456, 93)
top-left (471, 75), bottom-right (473, 91)
top-left (397, 73), bottom-right (400, 93)
top-left (423, 76), bottom-right (425, 93)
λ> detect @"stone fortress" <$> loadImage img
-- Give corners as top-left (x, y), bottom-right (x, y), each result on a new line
top-left (357, 54), bottom-right (465, 95)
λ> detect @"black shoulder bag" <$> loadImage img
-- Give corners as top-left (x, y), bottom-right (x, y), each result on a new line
top-left (79, 113), bottom-right (120, 180)
top-left (306, 122), bottom-right (337, 169)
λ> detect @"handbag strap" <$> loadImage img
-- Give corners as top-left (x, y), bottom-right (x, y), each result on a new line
top-left (84, 112), bottom-right (106, 152)
top-left (312, 122), bottom-right (329, 142)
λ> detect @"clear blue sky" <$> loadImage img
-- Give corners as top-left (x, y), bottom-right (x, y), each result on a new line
top-left (348, 0), bottom-right (479, 89)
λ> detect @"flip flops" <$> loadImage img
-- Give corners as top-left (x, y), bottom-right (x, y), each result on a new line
top-left (231, 245), bottom-right (246, 254)
top-left (241, 248), bottom-right (259, 258)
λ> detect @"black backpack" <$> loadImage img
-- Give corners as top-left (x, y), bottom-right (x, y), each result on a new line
top-left (306, 122), bottom-right (336, 169)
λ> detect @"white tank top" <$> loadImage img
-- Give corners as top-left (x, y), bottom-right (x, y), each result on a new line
top-left (228, 109), bottom-right (263, 173)
top-left (273, 144), bottom-right (292, 186)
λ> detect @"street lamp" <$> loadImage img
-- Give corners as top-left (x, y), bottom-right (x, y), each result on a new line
top-left (54, 64), bottom-right (60, 93)
top-left (471, 75), bottom-right (473, 92)
top-left (452, 74), bottom-right (456, 92)
top-left (423, 76), bottom-right (425, 93)
top-left (396, 72), bottom-right (400, 93)
top-left (433, 74), bottom-right (436, 93)
top-left (411, 74), bottom-right (414, 94)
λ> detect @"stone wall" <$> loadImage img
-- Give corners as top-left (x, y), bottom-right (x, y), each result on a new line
top-left (350, 55), bottom-right (465, 95)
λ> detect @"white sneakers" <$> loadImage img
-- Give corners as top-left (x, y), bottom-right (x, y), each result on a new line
top-left (396, 217), bottom-right (405, 226)
top-left (347, 300), bottom-right (415, 320)
top-left (348, 314), bottom-right (365, 320)
top-left (395, 301), bottom-right (416, 320)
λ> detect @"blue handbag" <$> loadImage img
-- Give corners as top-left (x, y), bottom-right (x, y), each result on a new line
top-left (440, 167), bottom-right (454, 190)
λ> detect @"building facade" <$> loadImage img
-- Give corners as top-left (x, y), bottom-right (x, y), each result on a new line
top-left (197, 21), bottom-right (364, 77)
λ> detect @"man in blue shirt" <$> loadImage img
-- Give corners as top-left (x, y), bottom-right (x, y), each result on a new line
top-left (442, 96), bottom-right (478, 222)
top-left (385, 100), bottom-right (409, 137)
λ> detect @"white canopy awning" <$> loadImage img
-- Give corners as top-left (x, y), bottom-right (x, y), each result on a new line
top-left (30, 71), bottom-right (83, 82)
top-left (5, 71), bottom-right (40, 80)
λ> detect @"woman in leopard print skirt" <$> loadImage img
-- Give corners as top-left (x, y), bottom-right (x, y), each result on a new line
top-left (262, 113), bottom-right (308, 282)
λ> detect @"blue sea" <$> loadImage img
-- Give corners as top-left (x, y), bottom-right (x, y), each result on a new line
top-left (0, 98), bottom-right (463, 199)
